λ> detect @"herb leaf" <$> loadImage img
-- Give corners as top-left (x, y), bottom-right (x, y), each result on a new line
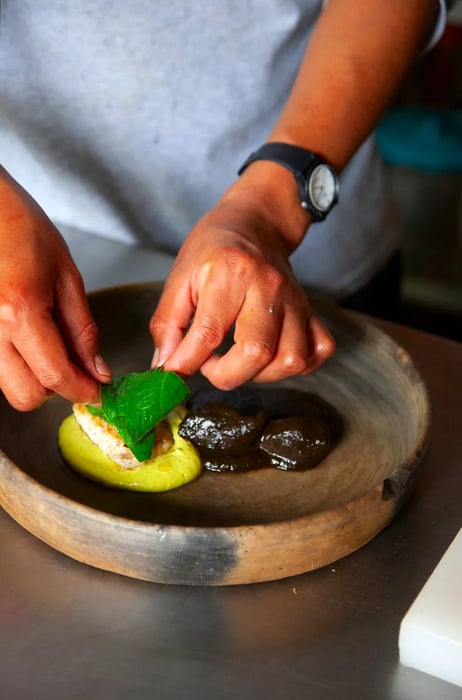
top-left (87, 369), bottom-right (190, 462)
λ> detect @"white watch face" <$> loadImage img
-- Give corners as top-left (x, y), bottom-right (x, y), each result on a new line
top-left (308, 164), bottom-right (338, 212)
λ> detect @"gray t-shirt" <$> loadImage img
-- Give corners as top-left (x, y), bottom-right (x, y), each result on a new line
top-left (0, 1), bottom-right (447, 299)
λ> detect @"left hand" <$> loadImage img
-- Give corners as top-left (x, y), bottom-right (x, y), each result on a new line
top-left (149, 191), bottom-right (335, 389)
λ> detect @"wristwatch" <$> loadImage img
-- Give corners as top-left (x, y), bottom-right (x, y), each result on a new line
top-left (238, 142), bottom-right (339, 222)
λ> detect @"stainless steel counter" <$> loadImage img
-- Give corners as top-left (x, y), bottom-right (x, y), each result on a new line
top-left (1, 229), bottom-right (461, 700)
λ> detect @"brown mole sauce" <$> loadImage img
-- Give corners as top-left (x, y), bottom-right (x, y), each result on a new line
top-left (178, 387), bottom-right (342, 472)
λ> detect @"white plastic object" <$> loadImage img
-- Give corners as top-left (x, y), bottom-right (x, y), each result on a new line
top-left (399, 527), bottom-right (462, 688)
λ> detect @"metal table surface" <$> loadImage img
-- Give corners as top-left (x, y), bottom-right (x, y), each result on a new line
top-left (1, 228), bottom-right (462, 700)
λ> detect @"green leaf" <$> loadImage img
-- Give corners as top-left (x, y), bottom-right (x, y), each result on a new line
top-left (86, 404), bottom-right (104, 419)
top-left (127, 427), bottom-right (156, 463)
top-left (86, 369), bottom-right (190, 462)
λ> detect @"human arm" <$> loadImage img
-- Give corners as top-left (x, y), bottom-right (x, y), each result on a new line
top-left (0, 166), bottom-right (111, 410)
top-left (150, 0), bottom-right (440, 389)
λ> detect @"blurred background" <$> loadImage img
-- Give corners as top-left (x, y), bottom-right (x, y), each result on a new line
top-left (377, 3), bottom-right (462, 340)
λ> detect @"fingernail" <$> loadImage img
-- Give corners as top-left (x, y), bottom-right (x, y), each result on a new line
top-left (94, 353), bottom-right (112, 378)
top-left (151, 347), bottom-right (165, 369)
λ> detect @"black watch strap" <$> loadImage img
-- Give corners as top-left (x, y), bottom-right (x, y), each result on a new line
top-left (238, 142), bottom-right (335, 221)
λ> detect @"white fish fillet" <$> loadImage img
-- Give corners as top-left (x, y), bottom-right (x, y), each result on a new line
top-left (73, 403), bottom-right (143, 469)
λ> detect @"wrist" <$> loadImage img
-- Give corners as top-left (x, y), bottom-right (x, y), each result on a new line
top-left (238, 143), bottom-right (339, 223)
top-left (215, 161), bottom-right (313, 255)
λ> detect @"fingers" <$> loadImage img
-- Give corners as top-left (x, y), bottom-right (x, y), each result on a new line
top-left (0, 273), bottom-right (109, 410)
top-left (251, 313), bottom-right (335, 384)
top-left (11, 308), bottom-right (102, 407)
top-left (0, 176), bottom-right (111, 410)
top-left (150, 277), bottom-right (197, 367)
top-left (150, 227), bottom-right (335, 390)
top-left (197, 289), bottom-right (285, 389)
top-left (153, 266), bottom-right (334, 390)
top-left (201, 309), bottom-right (335, 389)
top-left (0, 341), bottom-right (52, 411)
top-left (151, 261), bottom-right (247, 374)
top-left (55, 272), bottom-right (112, 383)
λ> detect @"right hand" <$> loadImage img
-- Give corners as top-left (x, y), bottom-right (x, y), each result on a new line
top-left (0, 167), bottom-right (111, 411)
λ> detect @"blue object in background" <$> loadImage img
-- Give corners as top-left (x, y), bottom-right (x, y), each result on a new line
top-left (376, 108), bottom-right (462, 173)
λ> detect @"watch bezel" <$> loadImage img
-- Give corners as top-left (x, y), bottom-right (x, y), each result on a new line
top-left (306, 163), bottom-right (339, 217)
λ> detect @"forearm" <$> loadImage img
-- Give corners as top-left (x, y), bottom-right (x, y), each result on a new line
top-left (271, 0), bottom-right (439, 168)
top-left (219, 0), bottom-right (439, 252)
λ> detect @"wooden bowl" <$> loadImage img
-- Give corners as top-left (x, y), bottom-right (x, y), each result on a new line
top-left (0, 283), bottom-right (430, 585)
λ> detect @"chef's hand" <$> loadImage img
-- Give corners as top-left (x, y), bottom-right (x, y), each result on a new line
top-left (0, 167), bottom-right (111, 410)
top-left (150, 166), bottom-right (335, 389)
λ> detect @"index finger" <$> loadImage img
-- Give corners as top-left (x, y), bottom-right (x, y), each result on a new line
top-left (157, 274), bottom-right (247, 377)
top-left (150, 277), bottom-right (196, 367)
top-left (13, 309), bottom-right (100, 404)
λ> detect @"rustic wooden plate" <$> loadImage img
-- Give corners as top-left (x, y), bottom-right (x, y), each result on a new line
top-left (0, 283), bottom-right (430, 585)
